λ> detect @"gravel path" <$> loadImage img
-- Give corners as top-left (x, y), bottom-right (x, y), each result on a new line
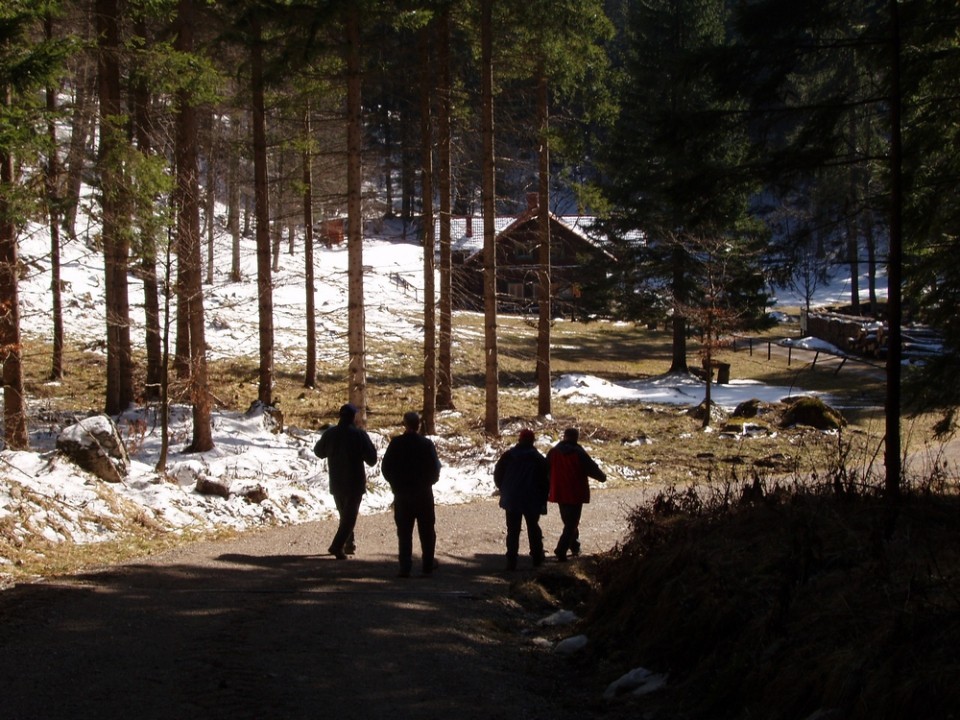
top-left (0, 486), bottom-right (654, 720)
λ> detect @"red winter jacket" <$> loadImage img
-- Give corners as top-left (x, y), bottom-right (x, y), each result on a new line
top-left (547, 440), bottom-right (606, 504)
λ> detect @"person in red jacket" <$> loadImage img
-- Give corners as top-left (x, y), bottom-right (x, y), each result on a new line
top-left (546, 427), bottom-right (606, 561)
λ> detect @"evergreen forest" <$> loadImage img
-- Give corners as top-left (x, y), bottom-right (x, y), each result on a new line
top-left (1, 0), bottom-right (958, 498)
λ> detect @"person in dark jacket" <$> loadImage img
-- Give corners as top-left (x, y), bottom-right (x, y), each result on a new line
top-left (314, 403), bottom-right (378, 559)
top-left (547, 427), bottom-right (606, 561)
top-left (381, 411), bottom-right (442, 578)
top-left (493, 429), bottom-right (549, 570)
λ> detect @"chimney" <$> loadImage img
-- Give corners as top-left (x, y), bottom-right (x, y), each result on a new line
top-left (526, 192), bottom-right (539, 211)
top-left (465, 216), bottom-right (472, 237)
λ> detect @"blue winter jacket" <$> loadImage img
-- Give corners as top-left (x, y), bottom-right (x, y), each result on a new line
top-left (493, 443), bottom-right (549, 515)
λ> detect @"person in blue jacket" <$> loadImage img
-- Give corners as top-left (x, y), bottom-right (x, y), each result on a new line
top-left (493, 429), bottom-right (549, 570)
top-left (314, 403), bottom-right (378, 559)
top-left (381, 411), bottom-right (442, 578)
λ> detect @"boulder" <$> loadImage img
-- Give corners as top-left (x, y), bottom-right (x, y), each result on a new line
top-left (196, 477), bottom-right (230, 499)
top-left (780, 396), bottom-right (846, 430)
top-left (732, 398), bottom-right (761, 418)
top-left (246, 399), bottom-right (284, 434)
top-left (56, 415), bottom-right (129, 483)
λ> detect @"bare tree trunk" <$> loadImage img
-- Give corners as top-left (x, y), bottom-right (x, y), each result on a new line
top-left (228, 111), bottom-right (242, 282)
top-left (481, 0), bottom-right (498, 436)
top-left (0, 86), bottom-right (28, 449)
top-left (175, 0), bottom-right (213, 452)
top-left (885, 0), bottom-right (903, 499)
top-left (346, 6), bottom-right (367, 421)
top-left (865, 214), bottom-right (878, 313)
top-left (271, 152), bottom-right (283, 273)
top-left (536, 67), bottom-right (551, 418)
top-left (846, 213), bottom-right (861, 314)
top-left (669, 243), bottom-right (689, 373)
top-left (97, 0), bottom-right (134, 415)
top-left (174, 259), bottom-right (191, 378)
top-left (155, 229), bottom-right (174, 471)
top-left (131, 21), bottom-right (162, 402)
top-left (251, 15), bottom-right (274, 406)
top-left (45, 16), bottom-right (65, 382)
top-left (205, 127), bottom-right (215, 286)
top-left (702, 327), bottom-right (713, 429)
top-left (436, 2), bottom-right (455, 412)
top-left (420, 25), bottom-right (437, 435)
top-left (302, 104), bottom-right (317, 388)
top-left (63, 55), bottom-right (95, 241)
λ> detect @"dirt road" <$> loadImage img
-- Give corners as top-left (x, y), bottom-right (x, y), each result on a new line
top-left (0, 487), bottom-right (651, 720)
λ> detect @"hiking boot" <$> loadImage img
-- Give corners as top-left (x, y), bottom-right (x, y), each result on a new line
top-left (328, 546), bottom-right (348, 560)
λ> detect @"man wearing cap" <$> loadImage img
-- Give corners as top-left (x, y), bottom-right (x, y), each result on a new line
top-left (547, 427), bottom-right (606, 562)
top-left (381, 411), bottom-right (442, 578)
top-left (314, 403), bottom-right (378, 559)
top-left (493, 429), bottom-right (549, 570)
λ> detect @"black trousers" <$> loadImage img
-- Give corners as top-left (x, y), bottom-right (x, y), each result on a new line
top-left (505, 509), bottom-right (544, 562)
top-left (394, 491), bottom-right (436, 574)
top-left (555, 503), bottom-right (583, 557)
top-left (330, 490), bottom-right (363, 553)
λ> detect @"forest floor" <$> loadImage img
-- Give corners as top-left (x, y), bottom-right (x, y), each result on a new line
top-left (3, 439), bottom-right (959, 720)
top-left (0, 486), bottom-right (652, 720)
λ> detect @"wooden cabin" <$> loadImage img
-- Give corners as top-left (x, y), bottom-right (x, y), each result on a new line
top-left (452, 194), bottom-right (615, 315)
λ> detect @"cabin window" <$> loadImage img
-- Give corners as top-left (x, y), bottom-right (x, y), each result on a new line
top-left (515, 245), bottom-right (534, 261)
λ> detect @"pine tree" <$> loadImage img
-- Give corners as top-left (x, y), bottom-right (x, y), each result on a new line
top-left (602, 0), bottom-right (762, 375)
top-left (0, 1), bottom-right (66, 448)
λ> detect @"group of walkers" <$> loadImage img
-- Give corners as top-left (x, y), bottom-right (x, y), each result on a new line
top-left (314, 403), bottom-right (606, 577)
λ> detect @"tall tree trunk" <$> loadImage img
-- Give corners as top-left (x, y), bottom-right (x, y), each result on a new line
top-left (302, 104), bottom-right (317, 388)
top-left (228, 111), bottom-right (242, 283)
top-left (251, 16), bottom-right (275, 406)
top-left (176, 0), bottom-right (213, 452)
top-left (481, 0), bottom-right (499, 436)
top-left (885, 0), bottom-right (903, 499)
top-left (865, 215), bottom-right (878, 312)
top-left (45, 16), bottom-right (64, 383)
top-left (420, 25), bottom-right (437, 435)
top-left (846, 213), bottom-right (861, 314)
top-left (0, 85), bottom-right (28, 449)
top-left (346, 5), bottom-right (367, 420)
top-left (63, 56), bottom-right (95, 241)
top-left (271, 151), bottom-right (283, 273)
top-left (536, 67), bottom-right (551, 418)
top-left (401, 117), bottom-right (416, 222)
top-left (173, 252), bottom-right (191, 379)
top-left (131, 18), bottom-right (162, 402)
top-left (436, 2), bottom-right (455, 411)
top-left (155, 228), bottom-right (174, 471)
top-left (97, 0), bottom-right (134, 415)
top-left (668, 243), bottom-right (688, 373)
top-left (205, 120), bottom-right (215, 286)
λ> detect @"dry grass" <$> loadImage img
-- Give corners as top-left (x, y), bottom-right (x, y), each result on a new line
top-left (17, 318), bottom-right (916, 484)
top-left (13, 320), bottom-right (960, 718)
top-left (576, 481), bottom-right (960, 719)
top-left (9, 316), bottom-right (943, 583)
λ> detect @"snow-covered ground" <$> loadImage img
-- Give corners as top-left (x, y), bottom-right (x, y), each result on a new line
top-left (2, 211), bottom-right (883, 562)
